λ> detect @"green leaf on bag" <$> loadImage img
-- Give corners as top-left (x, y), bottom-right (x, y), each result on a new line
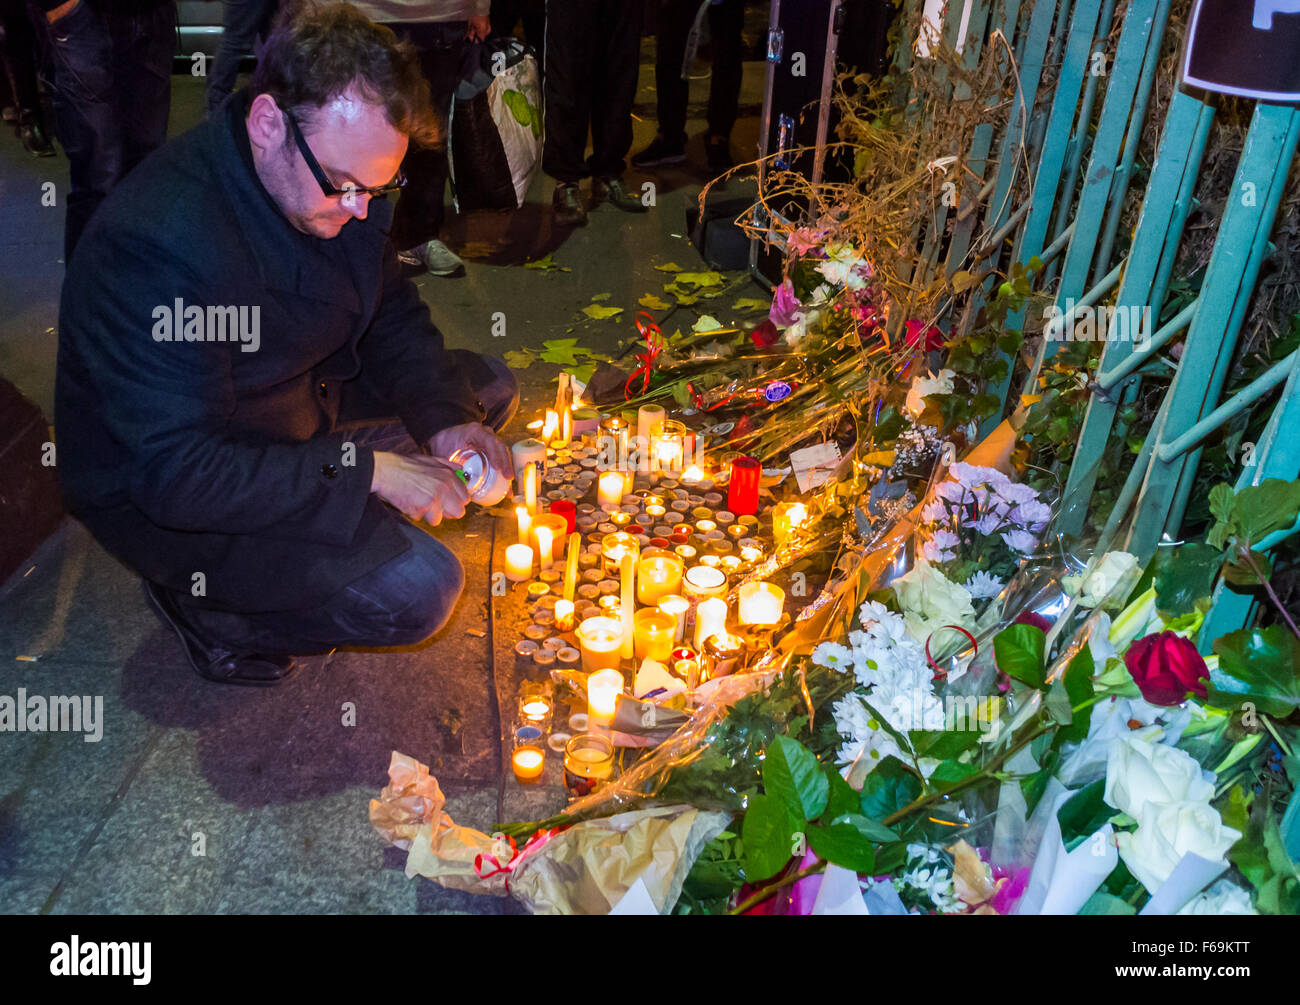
top-left (859, 756), bottom-right (922, 820)
top-left (501, 88), bottom-right (532, 127)
top-left (806, 819), bottom-right (878, 874)
top-left (581, 304), bottom-right (623, 321)
top-left (993, 624), bottom-right (1047, 689)
top-left (1057, 779), bottom-right (1111, 852)
top-left (740, 793), bottom-right (799, 881)
top-left (1207, 625), bottom-right (1300, 717)
top-left (1152, 541), bottom-right (1221, 618)
top-left (762, 735), bottom-right (828, 822)
top-left (638, 293), bottom-right (672, 310)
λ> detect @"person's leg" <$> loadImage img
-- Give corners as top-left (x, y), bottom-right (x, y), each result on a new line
top-left (705, 0), bottom-right (744, 141)
top-left (112, 1), bottom-right (174, 180)
top-left (206, 0), bottom-right (269, 118)
top-left (447, 349), bottom-right (520, 431)
top-left (587, 0), bottom-right (642, 180)
top-left (0, 0), bottom-right (54, 154)
top-left (541, 0), bottom-right (596, 185)
top-left (29, 0), bottom-right (121, 259)
top-left (654, 0), bottom-right (692, 148)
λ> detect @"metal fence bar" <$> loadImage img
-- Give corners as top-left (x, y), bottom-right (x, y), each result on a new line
top-left (1096, 297), bottom-right (1197, 391)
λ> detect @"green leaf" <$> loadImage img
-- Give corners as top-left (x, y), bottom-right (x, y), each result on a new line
top-left (740, 794), bottom-right (799, 882)
top-left (732, 297), bottom-right (770, 312)
top-left (675, 270), bottom-right (724, 288)
top-left (822, 767), bottom-right (861, 823)
top-left (1152, 541), bottom-right (1222, 617)
top-left (692, 314), bottom-right (723, 333)
top-left (523, 252), bottom-right (569, 271)
top-left (994, 624), bottom-right (1047, 689)
top-left (502, 349), bottom-right (534, 369)
top-left (581, 304), bottom-right (623, 321)
top-left (1057, 779), bottom-right (1111, 852)
top-left (539, 338), bottom-right (584, 365)
top-left (1232, 479), bottom-right (1300, 544)
top-left (1060, 646), bottom-right (1096, 744)
top-left (909, 729), bottom-right (982, 760)
top-left (1222, 548), bottom-right (1273, 586)
top-left (654, 261), bottom-right (684, 272)
top-left (929, 759), bottom-right (980, 789)
top-left (1020, 746), bottom-right (1061, 816)
top-left (952, 270), bottom-right (977, 294)
top-left (638, 293), bottom-right (672, 310)
top-left (1078, 892), bottom-right (1136, 915)
top-left (1207, 626), bottom-right (1300, 717)
top-left (590, 292), bottom-right (612, 302)
top-left (501, 88), bottom-right (533, 127)
top-left (762, 735), bottom-right (829, 822)
top-left (806, 819), bottom-right (878, 873)
top-left (859, 756), bottom-right (922, 820)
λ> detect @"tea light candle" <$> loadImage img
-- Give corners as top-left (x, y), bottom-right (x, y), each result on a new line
top-left (634, 608), bottom-right (676, 662)
top-left (505, 544), bottom-right (533, 582)
top-left (740, 545), bottom-right (764, 564)
top-left (773, 501), bottom-right (809, 545)
top-left (695, 518), bottom-right (717, 534)
top-left (683, 564), bottom-right (727, 599)
top-left (554, 598), bottom-right (576, 632)
top-left (601, 531), bottom-right (640, 575)
top-left (645, 503), bottom-right (667, 520)
top-left (598, 470), bottom-right (625, 511)
top-left (673, 659), bottom-right (701, 688)
top-left (587, 668), bottom-right (624, 725)
top-left (619, 553), bottom-right (635, 661)
top-left (512, 744), bottom-right (545, 784)
top-left (720, 555), bottom-right (743, 574)
top-left (610, 511), bottom-right (633, 528)
top-left (739, 581), bottom-right (786, 625)
top-left (727, 456), bottom-right (761, 516)
top-left (636, 551), bottom-right (684, 605)
top-left (577, 616), bottom-right (622, 674)
top-left (695, 596), bottom-right (729, 649)
top-left (658, 594), bottom-right (690, 644)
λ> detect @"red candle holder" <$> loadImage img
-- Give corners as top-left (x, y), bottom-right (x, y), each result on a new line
top-left (549, 499), bottom-right (576, 535)
top-left (727, 456), bottom-right (761, 516)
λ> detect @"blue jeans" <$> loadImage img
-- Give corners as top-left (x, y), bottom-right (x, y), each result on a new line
top-left (205, 0), bottom-right (278, 118)
top-left (31, 0), bottom-right (176, 261)
top-left (170, 354), bottom-right (519, 655)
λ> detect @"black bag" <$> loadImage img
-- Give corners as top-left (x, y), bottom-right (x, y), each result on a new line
top-left (686, 192), bottom-right (753, 271)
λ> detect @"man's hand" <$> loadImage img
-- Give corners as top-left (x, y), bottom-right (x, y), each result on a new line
top-left (467, 16), bottom-right (490, 41)
top-left (429, 422), bottom-right (513, 485)
top-left (371, 451), bottom-right (469, 526)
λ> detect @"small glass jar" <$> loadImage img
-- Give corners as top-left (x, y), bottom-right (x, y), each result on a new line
top-left (447, 446), bottom-right (510, 506)
top-left (563, 732), bottom-right (615, 798)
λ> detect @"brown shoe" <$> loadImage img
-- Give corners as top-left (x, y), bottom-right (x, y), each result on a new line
top-left (552, 182), bottom-right (588, 227)
top-left (592, 175), bottom-right (648, 213)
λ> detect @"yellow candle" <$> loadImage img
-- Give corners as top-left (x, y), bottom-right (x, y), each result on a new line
top-left (738, 581), bottom-right (785, 625)
top-left (637, 404), bottom-right (665, 473)
top-left (636, 552), bottom-right (684, 605)
top-left (577, 616), bottom-right (622, 674)
top-left (512, 745), bottom-right (545, 783)
top-left (560, 407), bottom-right (572, 446)
top-left (633, 609), bottom-right (676, 662)
top-left (554, 599), bottom-right (576, 632)
top-left (516, 505), bottom-right (532, 546)
top-left (598, 470), bottom-right (625, 511)
top-left (562, 532), bottom-right (581, 602)
top-left (658, 594), bottom-right (690, 644)
top-left (683, 564), bottom-right (727, 599)
top-left (695, 596), bottom-right (728, 649)
top-left (524, 463), bottom-right (538, 514)
top-left (542, 409), bottom-right (559, 442)
top-left (773, 501), bottom-right (809, 545)
top-left (587, 668), bottom-right (624, 724)
top-left (535, 526), bottom-right (554, 570)
top-left (505, 543), bottom-right (533, 582)
top-left (620, 553), bottom-right (636, 661)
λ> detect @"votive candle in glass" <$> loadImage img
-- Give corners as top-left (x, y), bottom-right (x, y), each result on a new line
top-left (512, 743), bottom-right (545, 785)
top-left (505, 543), bottom-right (533, 582)
top-left (773, 501), bottom-right (809, 545)
top-left (600, 531), bottom-right (640, 576)
top-left (563, 732), bottom-right (615, 798)
top-left (577, 616), bottom-right (622, 674)
top-left (694, 596), bottom-right (729, 649)
top-left (738, 581), bottom-right (786, 625)
top-left (554, 598), bottom-right (576, 632)
top-left (587, 668), bottom-right (624, 726)
top-left (634, 608), bottom-right (676, 662)
top-left (635, 551), bottom-right (684, 605)
top-left (535, 525), bottom-right (554, 571)
top-left (658, 594), bottom-right (690, 644)
top-left (727, 456), bottom-right (761, 516)
top-left (683, 564), bottom-right (727, 599)
top-left (598, 470), bottom-right (625, 511)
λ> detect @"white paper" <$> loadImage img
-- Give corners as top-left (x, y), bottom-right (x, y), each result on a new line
top-left (810, 864), bottom-right (870, 915)
top-left (609, 876), bottom-right (661, 915)
top-left (1016, 786), bottom-right (1117, 915)
top-left (1139, 853), bottom-right (1228, 915)
top-left (789, 441), bottom-right (842, 493)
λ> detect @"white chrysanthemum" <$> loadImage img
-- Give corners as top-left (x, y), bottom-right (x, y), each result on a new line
top-left (950, 462), bottom-right (1009, 489)
top-left (965, 570), bottom-right (1005, 600)
top-left (833, 695), bottom-right (903, 769)
top-left (811, 640), bottom-right (855, 673)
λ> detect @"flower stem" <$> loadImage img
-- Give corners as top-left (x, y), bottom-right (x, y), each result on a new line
top-left (1238, 546), bottom-right (1300, 641)
top-left (728, 861), bottom-right (827, 915)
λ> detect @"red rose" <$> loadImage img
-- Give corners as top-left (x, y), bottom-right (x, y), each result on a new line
top-left (1124, 631), bottom-right (1209, 706)
top-left (750, 320), bottom-right (780, 348)
top-left (1013, 611), bottom-right (1051, 633)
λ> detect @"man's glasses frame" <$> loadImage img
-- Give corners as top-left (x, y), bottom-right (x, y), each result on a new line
top-left (285, 111), bottom-right (407, 200)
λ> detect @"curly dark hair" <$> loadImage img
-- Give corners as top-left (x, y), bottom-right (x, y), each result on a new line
top-left (248, 1), bottom-right (441, 148)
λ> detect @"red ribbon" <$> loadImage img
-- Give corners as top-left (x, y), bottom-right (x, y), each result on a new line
top-left (471, 826), bottom-right (567, 890)
top-left (925, 624), bottom-right (978, 678)
top-left (624, 312), bottom-right (665, 401)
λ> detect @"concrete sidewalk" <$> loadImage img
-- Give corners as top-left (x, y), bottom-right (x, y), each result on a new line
top-left (0, 63), bottom-right (769, 914)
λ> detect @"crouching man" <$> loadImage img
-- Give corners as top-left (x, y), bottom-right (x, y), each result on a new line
top-left (55, 2), bottom-right (516, 685)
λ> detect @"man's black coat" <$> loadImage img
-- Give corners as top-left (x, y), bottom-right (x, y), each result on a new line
top-left (55, 91), bottom-right (485, 612)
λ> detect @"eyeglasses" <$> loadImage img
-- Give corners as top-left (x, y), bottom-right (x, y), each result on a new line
top-left (285, 111), bottom-right (407, 199)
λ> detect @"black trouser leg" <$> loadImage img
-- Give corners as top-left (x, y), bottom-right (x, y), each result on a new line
top-left (653, 0), bottom-right (694, 147)
top-left (705, 0), bottom-right (743, 140)
top-left (111, 1), bottom-right (175, 179)
top-left (0, 0), bottom-right (43, 119)
top-left (541, 0), bottom-right (598, 184)
top-left (587, 0), bottom-right (642, 179)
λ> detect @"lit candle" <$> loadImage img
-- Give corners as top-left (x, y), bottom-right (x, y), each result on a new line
top-left (658, 595), bottom-right (690, 644)
top-left (524, 462), bottom-right (539, 514)
top-left (645, 503), bottom-right (667, 520)
top-left (516, 504), bottom-right (532, 546)
top-left (505, 544), bottom-right (533, 582)
top-left (562, 532), bottom-right (581, 602)
top-left (620, 553), bottom-right (635, 661)
top-left (577, 616), bottom-right (622, 674)
top-left (598, 470), bottom-right (625, 511)
top-left (519, 694), bottom-right (553, 728)
top-left (554, 598), bottom-right (576, 632)
top-left (512, 745), bottom-right (545, 784)
top-left (600, 531), bottom-right (640, 576)
top-left (587, 668), bottom-right (624, 725)
top-left (535, 525), bottom-right (554, 570)
top-left (634, 609), bottom-right (676, 662)
top-left (637, 404), bottom-right (665, 473)
top-left (739, 581), bottom-right (786, 625)
top-left (599, 416), bottom-right (630, 469)
top-left (560, 407), bottom-right (572, 446)
top-left (695, 596), bottom-right (729, 649)
top-left (511, 438), bottom-right (547, 484)
top-left (727, 456), bottom-right (762, 516)
top-left (636, 552), bottom-right (684, 605)
top-left (683, 564), bottom-right (727, 599)
top-left (542, 409), bottom-right (559, 443)
top-left (773, 501), bottom-right (809, 545)
top-left (682, 465), bottom-right (705, 486)
top-left (673, 659), bottom-right (700, 688)
top-left (695, 518), bottom-right (717, 534)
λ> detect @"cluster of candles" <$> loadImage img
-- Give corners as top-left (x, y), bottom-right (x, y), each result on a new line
top-left (503, 401), bottom-right (811, 794)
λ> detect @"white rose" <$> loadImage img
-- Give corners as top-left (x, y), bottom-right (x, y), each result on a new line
top-left (1117, 801), bottom-right (1242, 893)
top-left (904, 369), bottom-right (955, 418)
top-left (1104, 735), bottom-right (1215, 818)
top-left (1177, 879), bottom-right (1257, 916)
top-left (1062, 551), bottom-right (1139, 608)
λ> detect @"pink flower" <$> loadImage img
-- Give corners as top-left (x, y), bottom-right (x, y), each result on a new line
top-left (786, 227), bottom-right (828, 256)
top-left (769, 280), bottom-right (804, 328)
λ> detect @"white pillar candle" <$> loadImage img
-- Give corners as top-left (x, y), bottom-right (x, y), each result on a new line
top-left (738, 581), bottom-right (785, 625)
top-left (536, 526), bottom-right (554, 570)
top-left (505, 544), bottom-right (533, 582)
top-left (516, 505), bottom-right (531, 546)
top-left (598, 470), bottom-right (625, 511)
top-left (658, 594), bottom-right (690, 644)
top-left (524, 463), bottom-right (538, 514)
top-left (587, 668), bottom-right (624, 725)
top-left (695, 596), bottom-right (729, 649)
top-left (511, 438), bottom-right (547, 484)
top-left (636, 404), bottom-right (665, 473)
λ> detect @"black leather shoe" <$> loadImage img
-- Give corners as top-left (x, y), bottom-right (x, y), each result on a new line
top-left (142, 580), bottom-right (298, 687)
top-left (592, 175), bottom-right (648, 213)
top-left (552, 182), bottom-right (588, 227)
top-left (18, 118), bottom-right (55, 158)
